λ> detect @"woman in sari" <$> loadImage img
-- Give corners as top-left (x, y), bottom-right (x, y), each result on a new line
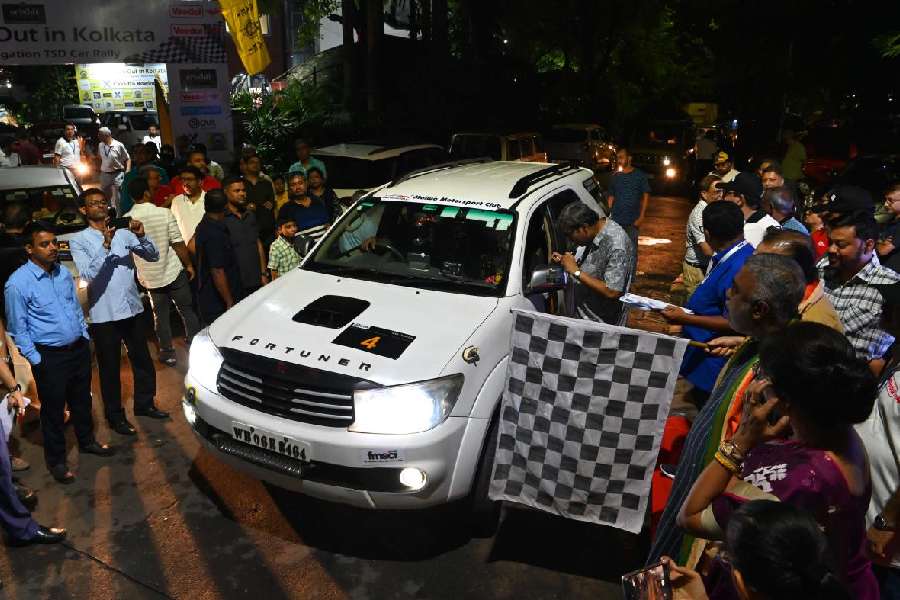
top-left (677, 321), bottom-right (879, 599)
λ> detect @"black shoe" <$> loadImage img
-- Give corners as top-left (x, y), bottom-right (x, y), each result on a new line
top-left (14, 483), bottom-right (36, 509)
top-left (49, 464), bottom-right (75, 484)
top-left (11, 525), bottom-right (66, 546)
top-left (110, 420), bottom-right (137, 436)
top-left (80, 442), bottom-right (115, 457)
top-left (134, 406), bottom-right (169, 420)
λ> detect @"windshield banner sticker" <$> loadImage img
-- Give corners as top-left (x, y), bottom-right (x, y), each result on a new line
top-left (380, 194), bottom-right (502, 209)
top-left (332, 324), bottom-right (415, 359)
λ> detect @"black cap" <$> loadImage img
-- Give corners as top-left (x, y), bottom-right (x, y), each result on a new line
top-left (874, 282), bottom-right (900, 307)
top-left (813, 185), bottom-right (874, 215)
top-left (716, 172), bottom-right (763, 201)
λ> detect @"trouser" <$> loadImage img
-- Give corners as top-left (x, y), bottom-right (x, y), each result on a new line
top-left (874, 565), bottom-right (900, 600)
top-left (90, 315), bottom-right (156, 424)
top-left (32, 339), bottom-right (95, 469)
top-left (0, 416), bottom-right (37, 541)
top-left (682, 261), bottom-right (705, 298)
top-left (148, 270), bottom-right (201, 351)
top-left (100, 170), bottom-right (125, 212)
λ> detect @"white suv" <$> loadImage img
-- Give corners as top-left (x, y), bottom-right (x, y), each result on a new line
top-left (183, 160), bottom-right (603, 526)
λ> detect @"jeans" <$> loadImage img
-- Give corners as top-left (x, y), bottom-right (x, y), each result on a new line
top-left (876, 565), bottom-right (900, 600)
top-left (90, 315), bottom-right (156, 424)
top-left (148, 270), bottom-right (200, 351)
top-left (31, 339), bottom-right (95, 469)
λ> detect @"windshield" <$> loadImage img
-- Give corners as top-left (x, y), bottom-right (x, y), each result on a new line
top-left (450, 135), bottom-right (502, 161)
top-left (127, 114), bottom-right (158, 130)
top-left (63, 107), bottom-right (94, 119)
top-left (306, 198), bottom-right (516, 296)
top-left (316, 156), bottom-right (395, 190)
top-left (1, 185), bottom-right (86, 232)
top-left (546, 128), bottom-right (587, 143)
top-left (633, 123), bottom-right (690, 147)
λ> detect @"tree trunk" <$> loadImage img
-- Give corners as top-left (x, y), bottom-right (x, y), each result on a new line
top-left (365, 0), bottom-right (381, 116)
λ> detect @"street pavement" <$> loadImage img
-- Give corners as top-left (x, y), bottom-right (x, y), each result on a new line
top-left (2, 195), bottom-right (691, 600)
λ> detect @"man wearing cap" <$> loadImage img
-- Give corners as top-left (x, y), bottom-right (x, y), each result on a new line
top-left (711, 151), bottom-right (739, 183)
top-left (718, 172), bottom-right (779, 247)
top-left (98, 127), bottom-right (131, 213)
top-left (858, 280), bottom-right (900, 596)
top-left (819, 207), bottom-right (900, 368)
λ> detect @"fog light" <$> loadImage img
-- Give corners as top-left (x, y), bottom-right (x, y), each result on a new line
top-left (182, 401), bottom-right (197, 426)
top-left (665, 167), bottom-right (677, 179)
top-left (399, 467), bottom-right (427, 491)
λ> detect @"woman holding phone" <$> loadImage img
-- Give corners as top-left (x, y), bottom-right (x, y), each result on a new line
top-left (675, 321), bottom-right (878, 599)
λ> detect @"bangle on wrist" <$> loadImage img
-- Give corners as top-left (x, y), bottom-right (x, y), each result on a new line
top-left (714, 451), bottom-right (741, 475)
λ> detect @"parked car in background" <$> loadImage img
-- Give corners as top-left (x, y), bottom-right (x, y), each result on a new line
top-left (628, 119), bottom-right (695, 192)
top-left (802, 126), bottom-right (857, 186)
top-left (99, 110), bottom-right (159, 148)
top-left (314, 141), bottom-right (449, 202)
top-left (449, 132), bottom-right (548, 163)
top-left (544, 124), bottom-right (616, 171)
top-left (62, 104), bottom-right (100, 129)
top-left (0, 165), bottom-right (88, 301)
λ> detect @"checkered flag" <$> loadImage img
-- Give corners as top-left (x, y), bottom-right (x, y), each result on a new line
top-left (123, 24), bottom-right (227, 64)
top-left (489, 310), bottom-right (687, 533)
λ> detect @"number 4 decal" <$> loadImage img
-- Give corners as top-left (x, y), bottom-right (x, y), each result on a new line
top-left (360, 336), bottom-right (381, 350)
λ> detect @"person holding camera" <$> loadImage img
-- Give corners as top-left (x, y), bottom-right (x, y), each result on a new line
top-left (70, 188), bottom-right (168, 438)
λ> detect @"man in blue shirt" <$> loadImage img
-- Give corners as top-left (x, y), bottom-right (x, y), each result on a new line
top-left (287, 139), bottom-right (327, 179)
top-left (659, 201), bottom-right (754, 404)
top-left (5, 221), bottom-right (114, 484)
top-left (71, 188), bottom-right (168, 439)
top-left (608, 147), bottom-right (651, 250)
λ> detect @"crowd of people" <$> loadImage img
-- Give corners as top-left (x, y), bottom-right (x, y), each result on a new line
top-left (0, 122), bottom-right (898, 599)
top-left (0, 128), bottom-right (349, 557)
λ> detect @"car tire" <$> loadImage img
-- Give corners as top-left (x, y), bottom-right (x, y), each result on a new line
top-left (467, 409), bottom-right (503, 537)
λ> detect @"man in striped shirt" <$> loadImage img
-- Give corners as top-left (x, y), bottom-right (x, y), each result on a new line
top-left (126, 178), bottom-right (200, 367)
top-left (277, 172), bottom-right (332, 243)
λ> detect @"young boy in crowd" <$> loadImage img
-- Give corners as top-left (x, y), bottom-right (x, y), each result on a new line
top-left (268, 217), bottom-right (302, 279)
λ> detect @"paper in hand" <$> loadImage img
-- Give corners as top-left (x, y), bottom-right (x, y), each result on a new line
top-left (620, 293), bottom-right (693, 314)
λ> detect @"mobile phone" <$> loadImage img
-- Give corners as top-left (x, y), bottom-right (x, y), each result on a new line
top-left (108, 217), bottom-right (131, 230)
top-left (621, 561), bottom-right (672, 600)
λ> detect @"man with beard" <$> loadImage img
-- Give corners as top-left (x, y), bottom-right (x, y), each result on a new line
top-left (819, 209), bottom-right (900, 368)
top-left (222, 176), bottom-right (268, 299)
top-left (278, 172), bottom-right (332, 243)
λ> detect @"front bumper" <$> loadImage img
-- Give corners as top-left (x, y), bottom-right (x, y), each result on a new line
top-left (184, 375), bottom-right (487, 509)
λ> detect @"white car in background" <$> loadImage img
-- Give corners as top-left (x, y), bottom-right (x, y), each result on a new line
top-left (313, 141), bottom-right (449, 202)
top-left (183, 159), bottom-right (606, 532)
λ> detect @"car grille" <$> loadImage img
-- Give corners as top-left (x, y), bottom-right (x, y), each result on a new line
top-left (216, 348), bottom-right (364, 428)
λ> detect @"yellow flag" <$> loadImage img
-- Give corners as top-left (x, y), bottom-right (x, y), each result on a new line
top-left (220, 0), bottom-right (271, 75)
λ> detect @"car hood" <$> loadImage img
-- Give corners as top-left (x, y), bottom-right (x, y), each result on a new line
top-left (210, 270), bottom-right (499, 386)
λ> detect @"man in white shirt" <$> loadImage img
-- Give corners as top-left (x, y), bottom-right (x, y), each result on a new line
top-left (711, 151), bottom-right (740, 183)
top-left (141, 124), bottom-right (162, 152)
top-left (126, 178), bottom-right (200, 367)
top-left (718, 172), bottom-right (779, 247)
top-left (170, 165), bottom-right (207, 249)
top-left (53, 123), bottom-right (80, 172)
top-left (98, 127), bottom-right (130, 212)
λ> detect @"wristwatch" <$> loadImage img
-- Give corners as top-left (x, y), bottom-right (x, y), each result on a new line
top-left (874, 514), bottom-right (897, 531)
top-left (573, 270), bottom-right (582, 282)
top-left (6, 383), bottom-right (20, 394)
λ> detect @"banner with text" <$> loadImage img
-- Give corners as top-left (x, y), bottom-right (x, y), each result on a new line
top-left (76, 63), bottom-right (168, 112)
top-left (167, 62), bottom-right (233, 164)
top-left (0, 0), bottom-right (226, 64)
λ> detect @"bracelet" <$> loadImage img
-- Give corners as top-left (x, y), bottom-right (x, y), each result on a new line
top-left (719, 439), bottom-right (746, 465)
top-left (714, 450), bottom-right (742, 475)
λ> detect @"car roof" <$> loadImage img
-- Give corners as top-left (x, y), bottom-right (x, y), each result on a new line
top-left (0, 165), bottom-right (76, 190)
top-left (452, 131), bottom-right (542, 139)
top-left (376, 160), bottom-right (590, 210)
top-left (314, 142), bottom-right (443, 160)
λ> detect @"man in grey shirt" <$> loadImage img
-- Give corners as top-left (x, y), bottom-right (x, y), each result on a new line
top-left (552, 201), bottom-right (636, 325)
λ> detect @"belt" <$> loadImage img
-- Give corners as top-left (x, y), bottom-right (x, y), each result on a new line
top-left (35, 338), bottom-right (86, 353)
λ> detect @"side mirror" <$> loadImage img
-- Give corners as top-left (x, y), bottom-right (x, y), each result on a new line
top-left (525, 265), bottom-right (568, 295)
top-left (292, 234), bottom-right (316, 257)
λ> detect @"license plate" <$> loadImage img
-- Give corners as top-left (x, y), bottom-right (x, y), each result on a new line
top-left (230, 421), bottom-right (312, 462)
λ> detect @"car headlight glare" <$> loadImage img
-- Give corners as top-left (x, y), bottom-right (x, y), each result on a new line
top-left (350, 374), bottom-right (464, 434)
top-left (665, 167), bottom-right (677, 179)
top-left (662, 156), bottom-right (672, 166)
top-left (188, 327), bottom-right (223, 392)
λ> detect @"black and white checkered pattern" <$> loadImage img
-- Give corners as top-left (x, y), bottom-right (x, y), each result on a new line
top-left (489, 310), bottom-right (687, 533)
top-left (123, 25), bottom-right (227, 64)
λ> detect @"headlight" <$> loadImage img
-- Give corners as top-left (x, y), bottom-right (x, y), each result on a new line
top-left (74, 162), bottom-right (90, 175)
top-left (665, 167), bottom-right (677, 179)
top-left (349, 374), bottom-right (464, 434)
top-left (188, 327), bottom-right (223, 392)
top-left (662, 156), bottom-right (671, 166)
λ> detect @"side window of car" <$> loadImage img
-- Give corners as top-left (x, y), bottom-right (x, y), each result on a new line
top-left (506, 140), bottom-right (521, 160)
top-left (546, 188), bottom-right (584, 251)
top-left (521, 203), bottom-right (551, 292)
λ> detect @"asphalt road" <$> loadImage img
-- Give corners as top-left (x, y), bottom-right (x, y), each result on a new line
top-left (2, 195), bottom-right (691, 600)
